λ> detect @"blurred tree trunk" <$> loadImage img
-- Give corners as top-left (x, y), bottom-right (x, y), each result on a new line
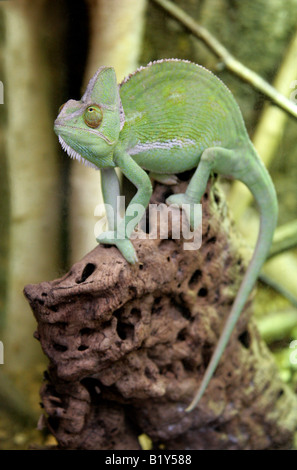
top-left (2, 0), bottom-right (60, 373)
top-left (0, 10), bottom-right (9, 330)
top-left (69, 0), bottom-right (147, 264)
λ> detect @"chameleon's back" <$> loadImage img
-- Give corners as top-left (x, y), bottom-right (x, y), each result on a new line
top-left (118, 59), bottom-right (249, 172)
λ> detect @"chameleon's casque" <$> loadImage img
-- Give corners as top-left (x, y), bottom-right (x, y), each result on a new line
top-left (54, 59), bottom-right (278, 411)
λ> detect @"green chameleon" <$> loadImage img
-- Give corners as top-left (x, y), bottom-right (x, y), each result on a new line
top-left (54, 59), bottom-right (278, 412)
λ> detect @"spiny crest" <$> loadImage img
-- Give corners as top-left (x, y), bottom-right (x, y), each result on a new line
top-left (120, 59), bottom-right (197, 86)
top-left (58, 136), bottom-right (99, 170)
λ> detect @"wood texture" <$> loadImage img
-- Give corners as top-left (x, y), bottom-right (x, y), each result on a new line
top-left (24, 177), bottom-right (297, 449)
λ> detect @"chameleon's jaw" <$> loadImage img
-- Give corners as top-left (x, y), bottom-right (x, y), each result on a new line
top-left (58, 136), bottom-right (99, 170)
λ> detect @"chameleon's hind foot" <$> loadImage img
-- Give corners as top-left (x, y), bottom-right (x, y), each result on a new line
top-left (97, 231), bottom-right (138, 264)
top-left (149, 172), bottom-right (179, 185)
top-left (166, 193), bottom-right (200, 230)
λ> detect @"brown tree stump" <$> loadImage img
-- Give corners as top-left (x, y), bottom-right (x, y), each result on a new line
top-left (24, 176), bottom-right (297, 450)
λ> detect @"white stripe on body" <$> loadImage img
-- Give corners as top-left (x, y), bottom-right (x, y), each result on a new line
top-left (128, 138), bottom-right (195, 155)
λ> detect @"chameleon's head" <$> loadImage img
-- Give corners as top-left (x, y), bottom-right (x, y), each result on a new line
top-left (54, 66), bottom-right (124, 169)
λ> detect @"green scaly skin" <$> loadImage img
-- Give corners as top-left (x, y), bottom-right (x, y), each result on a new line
top-left (54, 59), bottom-right (278, 411)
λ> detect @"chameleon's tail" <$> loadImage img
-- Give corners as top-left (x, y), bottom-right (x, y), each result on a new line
top-left (186, 161), bottom-right (278, 412)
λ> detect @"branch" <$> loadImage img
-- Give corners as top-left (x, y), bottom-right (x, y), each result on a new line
top-left (151, 0), bottom-right (297, 119)
top-left (24, 178), bottom-right (297, 450)
top-left (268, 220), bottom-right (297, 259)
top-left (256, 308), bottom-right (297, 343)
top-left (257, 221), bottom-right (297, 308)
top-left (259, 273), bottom-right (297, 309)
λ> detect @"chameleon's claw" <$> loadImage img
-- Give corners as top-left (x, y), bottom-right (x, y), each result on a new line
top-left (116, 239), bottom-right (139, 264)
top-left (166, 193), bottom-right (188, 207)
top-left (97, 231), bottom-right (138, 264)
top-left (166, 193), bottom-right (200, 230)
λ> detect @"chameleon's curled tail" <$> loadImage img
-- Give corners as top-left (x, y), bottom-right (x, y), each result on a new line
top-left (186, 162), bottom-right (278, 412)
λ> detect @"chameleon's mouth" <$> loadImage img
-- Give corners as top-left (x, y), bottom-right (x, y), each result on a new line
top-left (58, 136), bottom-right (99, 170)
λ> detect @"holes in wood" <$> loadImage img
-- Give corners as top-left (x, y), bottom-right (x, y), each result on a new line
top-left (175, 300), bottom-right (192, 321)
top-left (177, 328), bottom-right (187, 341)
top-left (53, 343), bottom-right (68, 352)
top-left (114, 308), bottom-right (135, 341)
top-left (80, 377), bottom-right (101, 404)
top-left (116, 322), bottom-right (134, 341)
top-left (188, 269), bottom-right (202, 289)
top-left (76, 263), bottom-right (96, 283)
top-left (49, 305), bottom-right (58, 312)
top-left (197, 287), bottom-right (208, 297)
top-left (238, 330), bottom-right (251, 349)
top-left (152, 297), bottom-right (162, 315)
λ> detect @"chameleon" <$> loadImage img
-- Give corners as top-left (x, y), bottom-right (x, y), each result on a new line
top-left (54, 59), bottom-right (278, 412)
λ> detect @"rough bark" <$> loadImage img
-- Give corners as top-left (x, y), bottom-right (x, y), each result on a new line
top-left (24, 177), bottom-right (297, 450)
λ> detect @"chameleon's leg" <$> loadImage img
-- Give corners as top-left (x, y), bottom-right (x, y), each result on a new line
top-left (98, 148), bottom-right (152, 264)
top-left (100, 167), bottom-right (121, 231)
top-left (166, 147), bottom-right (234, 228)
top-left (97, 167), bottom-right (138, 263)
top-left (149, 172), bottom-right (179, 185)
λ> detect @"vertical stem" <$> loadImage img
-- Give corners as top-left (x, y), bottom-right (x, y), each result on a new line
top-left (3, 0), bottom-right (60, 372)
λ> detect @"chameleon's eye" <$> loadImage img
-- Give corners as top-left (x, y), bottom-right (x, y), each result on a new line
top-left (84, 105), bottom-right (103, 129)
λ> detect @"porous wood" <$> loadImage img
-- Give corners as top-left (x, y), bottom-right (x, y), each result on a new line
top-left (24, 177), bottom-right (297, 449)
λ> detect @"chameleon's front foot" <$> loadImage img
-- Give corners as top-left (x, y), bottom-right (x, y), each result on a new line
top-left (96, 231), bottom-right (138, 264)
top-left (166, 193), bottom-right (201, 230)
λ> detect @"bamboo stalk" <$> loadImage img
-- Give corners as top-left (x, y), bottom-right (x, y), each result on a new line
top-left (2, 0), bottom-right (60, 371)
